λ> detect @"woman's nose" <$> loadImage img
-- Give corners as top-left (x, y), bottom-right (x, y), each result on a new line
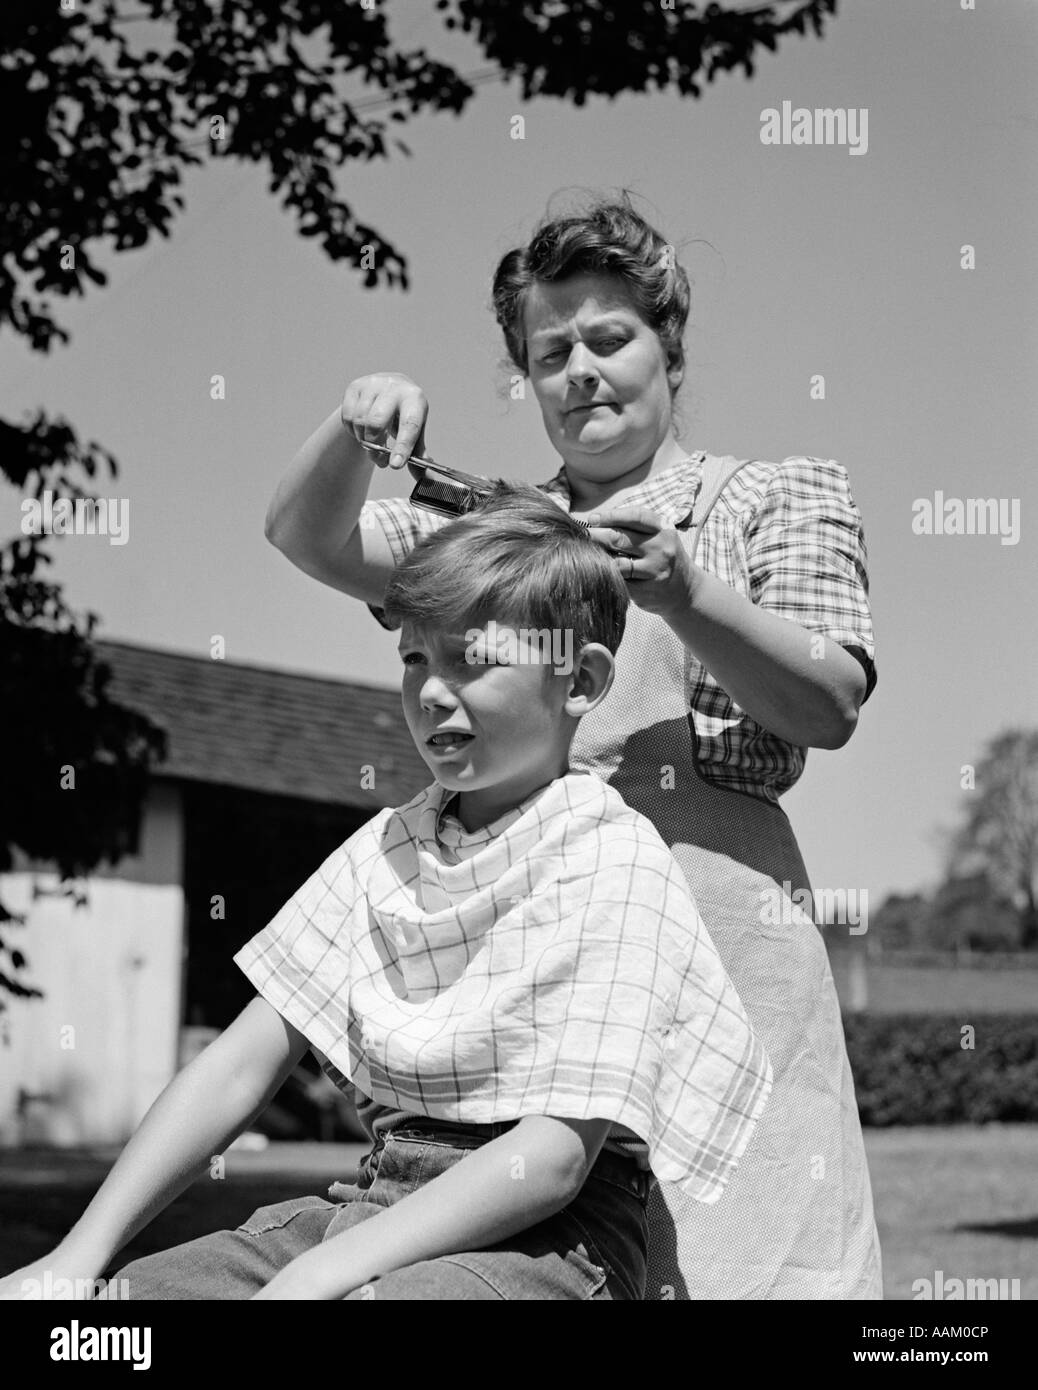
top-left (566, 343), bottom-right (599, 387)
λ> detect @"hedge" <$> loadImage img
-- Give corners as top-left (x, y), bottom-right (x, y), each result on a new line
top-left (842, 1013), bottom-right (1038, 1126)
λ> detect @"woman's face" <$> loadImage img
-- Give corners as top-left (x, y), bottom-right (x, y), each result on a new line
top-left (522, 272), bottom-right (683, 485)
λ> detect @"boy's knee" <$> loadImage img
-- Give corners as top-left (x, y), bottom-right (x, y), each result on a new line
top-left (343, 1258), bottom-right (503, 1301)
top-left (97, 1253), bottom-right (163, 1300)
top-left (102, 1235), bottom-right (244, 1300)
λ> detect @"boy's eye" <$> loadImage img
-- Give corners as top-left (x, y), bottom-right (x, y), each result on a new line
top-left (400, 649), bottom-right (484, 671)
top-left (456, 651), bottom-right (496, 672)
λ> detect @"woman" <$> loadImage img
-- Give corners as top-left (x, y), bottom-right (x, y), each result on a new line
top-left (265, 195), bottom-right (882, 1300)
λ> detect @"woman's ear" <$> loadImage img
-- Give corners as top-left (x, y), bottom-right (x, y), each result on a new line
top-left (666, 345), bottom-right (685, 394)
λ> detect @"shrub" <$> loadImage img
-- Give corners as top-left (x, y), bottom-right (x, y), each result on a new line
top-left (843, 1014), bottom-right (1038, 1125)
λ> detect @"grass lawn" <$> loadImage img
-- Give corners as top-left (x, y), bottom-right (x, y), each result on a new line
top-left (865, 1124), bottom-right (1036, 1300)
top-left (1, 1127), bottom-right (1034, 1299)
top-left (0, 1142), bottom-right (370, 1280)
top-left (829, 958), bottom-right (1038, 1014)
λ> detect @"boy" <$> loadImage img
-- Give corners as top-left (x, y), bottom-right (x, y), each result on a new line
top-left (0, 486), bottom-right (770, 1301)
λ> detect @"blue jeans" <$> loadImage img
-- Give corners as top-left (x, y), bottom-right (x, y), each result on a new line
top-left (107, 1120), bottom-right (652, 1300)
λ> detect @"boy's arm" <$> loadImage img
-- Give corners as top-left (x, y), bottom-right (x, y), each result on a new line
top-left (4, 996), bottom-right (309, 1290)
top-left (254, 1114), bottom-right (614, 1300)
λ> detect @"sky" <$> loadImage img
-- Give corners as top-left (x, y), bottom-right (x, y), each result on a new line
top-left (3, 0), bottom-right (1036, 905)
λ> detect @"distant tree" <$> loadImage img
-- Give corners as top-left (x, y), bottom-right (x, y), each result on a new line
top-left (923, 872), bottom-right (1021, 955)
top-left (1, 426), bottom-right (167, 1018)
top-left (946, 730), bottom-right (1038, 949)
top-left (4, 0), bottom-right (837, 353)
top-left (1, 0), bottom-right (837, 1009)
top-left (870, 892), bottom-right (930, 953)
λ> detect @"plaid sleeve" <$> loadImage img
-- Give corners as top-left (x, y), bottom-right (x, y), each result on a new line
top-left (362, 496), bottom-right (450, 631)
top-left (744, 457), bottom-right (877, 700)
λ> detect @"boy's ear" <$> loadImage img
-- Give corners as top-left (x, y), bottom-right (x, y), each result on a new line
top-left (563, 643), bottom-right (615, 716)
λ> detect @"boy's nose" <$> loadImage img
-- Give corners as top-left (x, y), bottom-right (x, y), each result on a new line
top-left (419, 673), bottom-right (457, 711)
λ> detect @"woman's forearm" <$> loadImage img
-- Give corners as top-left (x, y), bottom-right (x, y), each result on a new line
top-left (265, 408), bottom-right (375, 577)
top-left (671, 565), bottom-right (867, 749)
top-left (60, 1039), bottom-right (287, 1269)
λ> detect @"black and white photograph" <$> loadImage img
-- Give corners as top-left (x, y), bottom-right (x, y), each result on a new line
top-left (0, 0), bottom-right (1035, 1353)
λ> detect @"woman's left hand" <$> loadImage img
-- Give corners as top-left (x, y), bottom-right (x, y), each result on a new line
top-left (585, 508), bottom-right (693, 621)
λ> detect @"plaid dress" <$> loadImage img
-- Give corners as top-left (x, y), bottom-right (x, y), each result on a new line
top-left (235, 771), bottom-right (772, 1202)
top-left (363, 451), bottom-right (883, 1299)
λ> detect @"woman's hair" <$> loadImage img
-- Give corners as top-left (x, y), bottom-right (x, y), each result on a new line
top-left (490, 192), bottom-right (691, 388)
top-left (382, 482), bottom-right (628, 657)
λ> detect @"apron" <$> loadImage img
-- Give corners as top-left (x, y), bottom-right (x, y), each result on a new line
top-left (567, 457), bottom-right (883, 1300)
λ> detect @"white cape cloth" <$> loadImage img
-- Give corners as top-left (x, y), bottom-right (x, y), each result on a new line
top-left (235, 771), bottom-right (771, 1201)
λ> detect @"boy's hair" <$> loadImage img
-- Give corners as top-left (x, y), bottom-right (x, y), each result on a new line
top-left (382, 482), bottom-right (628, 657)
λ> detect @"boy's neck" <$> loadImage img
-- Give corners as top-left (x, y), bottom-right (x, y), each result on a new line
top-left (452, 769), bottom-right (569, 833)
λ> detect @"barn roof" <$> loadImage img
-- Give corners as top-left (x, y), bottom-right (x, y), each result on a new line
top-left (96, 639), bottom-right (428, 811)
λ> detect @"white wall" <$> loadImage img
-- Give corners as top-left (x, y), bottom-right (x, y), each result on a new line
top-left (0, 783), bottom-right (185, 1147)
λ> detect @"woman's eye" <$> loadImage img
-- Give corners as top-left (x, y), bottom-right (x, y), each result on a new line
top-left (540, 338), bottom-right (624, 364)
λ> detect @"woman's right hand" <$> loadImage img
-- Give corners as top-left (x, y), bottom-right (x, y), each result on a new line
top-left (340, 373), bottom-right (429, 470)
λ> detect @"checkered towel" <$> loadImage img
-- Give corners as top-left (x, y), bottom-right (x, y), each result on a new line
top-left (234, 771), bottom-right (772, 1201)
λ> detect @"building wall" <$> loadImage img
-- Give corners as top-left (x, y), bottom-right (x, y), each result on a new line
top-left (179, 781), bottom-right (366, 1029)
top-left (0, 784), bottom-right (185, 1147)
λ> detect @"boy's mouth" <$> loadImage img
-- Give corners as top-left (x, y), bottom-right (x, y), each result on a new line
top-left (426, 729), bottom-right (475, 748)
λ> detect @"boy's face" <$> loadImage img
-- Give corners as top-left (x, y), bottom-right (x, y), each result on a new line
top-left (398, 619), bottom-right (578, 829)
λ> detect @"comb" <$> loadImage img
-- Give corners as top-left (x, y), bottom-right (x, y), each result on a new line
top-left (359, 441), bottom-right (493, 517)
top-left (408, 460), bottom-right (495, 518)
top-left (360, 441), bottom-right (589, 527)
